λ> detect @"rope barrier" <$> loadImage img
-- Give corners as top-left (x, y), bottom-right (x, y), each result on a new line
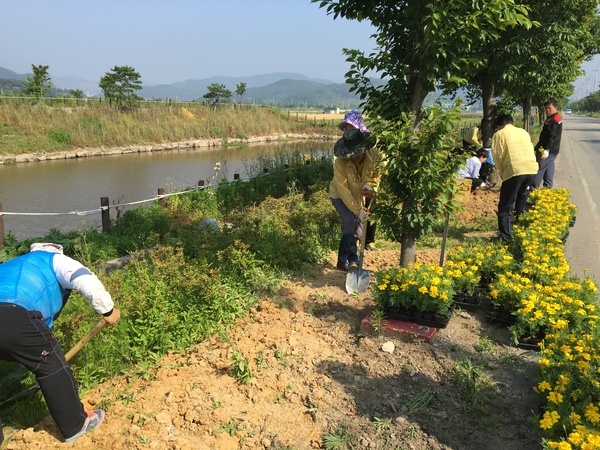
top-left (0, 185), bottom-right (206, 217)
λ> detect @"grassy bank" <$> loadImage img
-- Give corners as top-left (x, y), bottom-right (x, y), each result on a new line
top-left (0, 103), bottom-right (341, 156)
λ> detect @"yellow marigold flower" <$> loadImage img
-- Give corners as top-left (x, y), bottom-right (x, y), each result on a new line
top-left (537, 381), bottom-right (552, 392)
top-left (391, 284), bottom-right (399, 291)
top-left (418, 286), bottom-right (428, 294)
top-left (377, 284), bottom-right (387, 291)
top-left (540, 410), bottom-right (560, 430)
top-left (569, 412), bottom-right (581, 425)
top-left (429, 286), bottom-right (438, 298)
top-left (557, 441), bottom-right (573, 450)
top-left (587, 434), bottom-right (600, 446)
top-left (538, 358), bottom-right (550, 367)
top-left (585, 404), bottom-right (600, 424)
top-left (553, 319), bottom-right (568, 330)
top-left (548, 391), bottom-right (563, 404)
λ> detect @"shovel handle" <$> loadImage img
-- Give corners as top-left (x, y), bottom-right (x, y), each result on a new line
top-left (64, 318), bottom-right (107, 362)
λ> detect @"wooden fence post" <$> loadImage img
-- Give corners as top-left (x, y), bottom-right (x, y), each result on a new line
top-left (101, 197), bottom-right (110, 232)
top-left (0, 203), bottom-right (4, 250)
top-left (158, 188), bottom-right (166, 208)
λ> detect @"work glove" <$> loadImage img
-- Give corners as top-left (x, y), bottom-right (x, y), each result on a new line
top-left (362, 184), bottom-right (374, 198)
top-left (103, 308), bottom-right (121, 325)
top-left (541, 149), bottom-right (549, 160)
top-left (358, 208), bottom-right (368, 222)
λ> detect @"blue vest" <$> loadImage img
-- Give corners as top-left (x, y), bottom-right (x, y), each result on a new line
top-left (0, 252), bottom-right (70, 327)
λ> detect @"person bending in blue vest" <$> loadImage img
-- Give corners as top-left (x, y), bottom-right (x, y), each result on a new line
top-left (0, 242), bottom-right (120, 443)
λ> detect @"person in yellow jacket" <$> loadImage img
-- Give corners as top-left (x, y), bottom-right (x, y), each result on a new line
top-left (329, 129), bottom-right (380, 271)
top-left (491, 114), bottom-right (538, 241)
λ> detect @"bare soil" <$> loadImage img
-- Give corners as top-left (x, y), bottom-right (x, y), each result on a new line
top-left (2, 188), bottom-right (543, 450)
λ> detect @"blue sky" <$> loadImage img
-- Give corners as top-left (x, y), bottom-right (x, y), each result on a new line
top-left (2, 1), bottom-right (595, 100)
top-left (1, 1), bottom-right (376, 85)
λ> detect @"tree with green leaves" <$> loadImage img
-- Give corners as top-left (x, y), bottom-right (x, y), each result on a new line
top-left (203, 83), bottom-right (232, 108)
top-left (99, 65), bottom-right (143, 109)
top-left (22, 64), bottom-right (53, 100)
top-left (313, 0), bottom-right (532, 266)
top-left (235, 82), bottom-right (247, 103)
top-left (453, 0), bottom-right (599, 139)
top-left (505, 0), bottom-right (600, 130)
top-left (68, 89), bottom-right (85, 99)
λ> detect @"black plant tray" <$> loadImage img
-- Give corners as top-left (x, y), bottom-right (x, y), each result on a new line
top-left (485, 306), bottom-right (516, 327)
top-left (382, 305), bottom-right (454, 329)
top-left (453, 293), bottom-right (482, 311)
top-left (516, 330), bottom-right (545, 351)
top-left (569, 216), bottom-right (576, 227)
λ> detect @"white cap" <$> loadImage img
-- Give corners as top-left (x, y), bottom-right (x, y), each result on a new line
top-left (29, 242), bottom-right (64, 254)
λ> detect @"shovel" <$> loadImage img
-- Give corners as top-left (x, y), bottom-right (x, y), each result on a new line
top-left (0, 318), bottom-right (107, 411)
top-left (346, 214), bottom-right (371, 294)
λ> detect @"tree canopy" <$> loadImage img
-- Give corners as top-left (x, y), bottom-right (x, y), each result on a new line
top-left (99, 65), bottom-right (143, 109)
top-left (22, 64), bottom-right (53, 100)
top-left (203, 83), bottom-right (232, 108)
top-left (235, 82), bottom-right (247, 103)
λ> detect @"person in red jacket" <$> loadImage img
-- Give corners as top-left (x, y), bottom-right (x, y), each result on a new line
top-left (530, 99), bottom-right (563, 189)
top-left (0, 243), bottom-right (120, 443)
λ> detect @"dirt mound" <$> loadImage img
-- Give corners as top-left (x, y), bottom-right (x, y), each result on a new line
top-left (3, 187), bottom-right (544, 450)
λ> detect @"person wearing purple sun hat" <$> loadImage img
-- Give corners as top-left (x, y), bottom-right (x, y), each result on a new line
top-left (338, 109), bottom-right (369, 132)
top-left (335, 111), bottom-right (379, 253)
top-left (329, 129), bottom-right (381, 272)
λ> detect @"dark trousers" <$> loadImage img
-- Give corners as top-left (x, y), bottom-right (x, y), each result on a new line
top-left (466, 177), bottom-right (484, 192)
top-left (331, 197), bottom-right (362, 265)
top-left (0, 304), bottom-right (86, 439)
top-left (498, 174), bottom-right (534, 240)
top-left (531, 153), bottom-right (558, 188)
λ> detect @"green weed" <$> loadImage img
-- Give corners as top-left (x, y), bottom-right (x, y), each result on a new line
top-left (322, 427), bottom-right (354, 450)
top-left (231, 351), bottom-right (253, 383)
top-left (475, 335), bottom-right (495, 354)
top-left (451, 358), bottom-right (496, 409)
top-left (213, 419), bottom-right (239, 437)
top-left (371, 308), bottom-right (386, 336)
top-left (404, 389), bottom-right (434, 414)
top-left (274, 348), bottom-right (290, 367)
top-left (370, 416), bottom-right (390, 430)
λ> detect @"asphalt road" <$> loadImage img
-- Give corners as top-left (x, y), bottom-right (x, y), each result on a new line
top-left (553, 113), bottom-right (600, 283)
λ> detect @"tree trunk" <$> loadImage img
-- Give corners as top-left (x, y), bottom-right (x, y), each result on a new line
top-left (538, 103), bottom-right (546, 123)
top-left (400, 229), bottom-right (417, 267)
top-left (480, 73), bottom-right (496, 147)
top-left (522, 97), bottom-right (533, 133)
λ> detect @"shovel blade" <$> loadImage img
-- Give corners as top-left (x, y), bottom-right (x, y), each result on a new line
top-left (346, 269), bottom-right (371, 294)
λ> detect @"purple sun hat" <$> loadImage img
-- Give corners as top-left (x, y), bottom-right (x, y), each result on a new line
top-left (338, 110), bottom-right (368, 132)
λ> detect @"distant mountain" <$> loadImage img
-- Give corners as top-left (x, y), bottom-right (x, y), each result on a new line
top-left (0, 66), bottom-right (365, 108)
top-left (242, 79), bottom-right (362, 108)
top-left (139, 72), bottom-right (337, 101)
top-left (0, 67), bottom-right (26, 80)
